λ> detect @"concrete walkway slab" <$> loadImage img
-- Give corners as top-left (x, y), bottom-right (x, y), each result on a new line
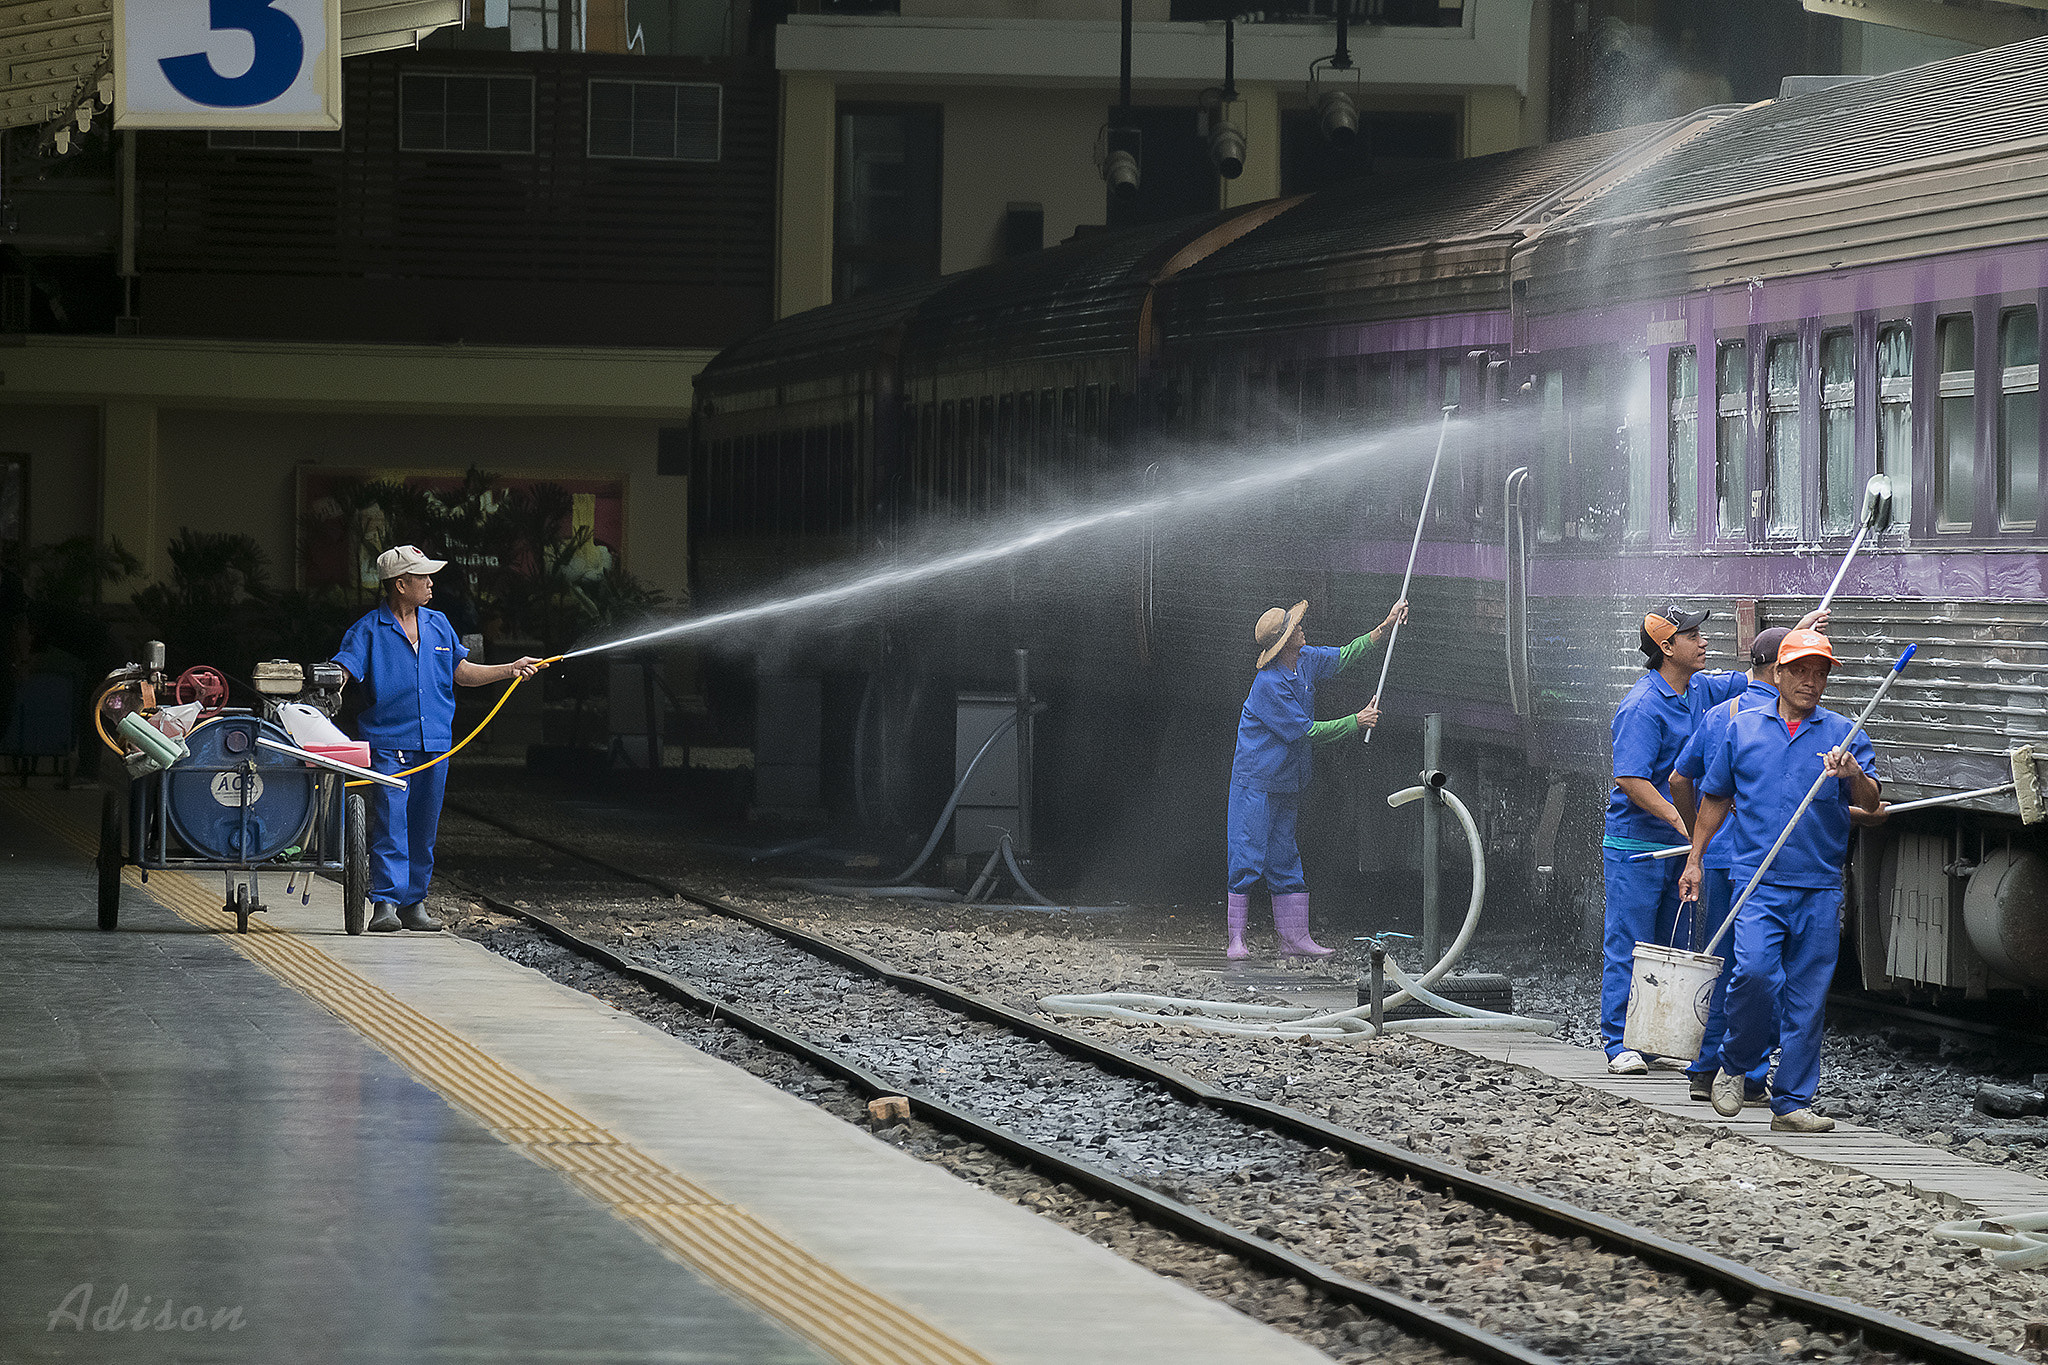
top-left (2, 785), bottom-right (1327, 1365)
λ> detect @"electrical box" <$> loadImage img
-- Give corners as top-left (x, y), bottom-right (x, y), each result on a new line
top-left (954, 693), bottom-right (1023, 856)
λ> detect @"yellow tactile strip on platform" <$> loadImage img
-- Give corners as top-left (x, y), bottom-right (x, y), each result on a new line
top-left (5, 789), bottom-right (997, 1365)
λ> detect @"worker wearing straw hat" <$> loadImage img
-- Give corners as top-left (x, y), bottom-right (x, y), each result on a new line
top-left (1226, 597), bottom-right (1407, 960)
top-left (1682, 628), bottom-right (1880, 1133)
top-left (1667, 625), bottom-right (1790, 1105)
top-left (333, 546), bottom-right (546, 934)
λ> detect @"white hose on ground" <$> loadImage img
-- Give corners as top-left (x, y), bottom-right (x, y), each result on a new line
top-left (1039, 784), bottom-right (1556, 1042)
top-left (1040, 956), bottom-right (1556, 1043)
top-left (1931, 1212), bottom-right (2048, 1271)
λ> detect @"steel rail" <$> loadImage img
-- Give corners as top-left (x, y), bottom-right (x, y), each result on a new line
top-left (443, 801), bottom-right (2029, 1365)
top-left (1825, 992), bottom-right (2048, 1054)
top-left (453, 880), bottom-right (1559, 1365)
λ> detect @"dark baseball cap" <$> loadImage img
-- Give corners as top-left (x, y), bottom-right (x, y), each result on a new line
top-left (1644, 606), bottom-right (1710, 645)
top-left (1750, 626), bottom-right (1791, 668)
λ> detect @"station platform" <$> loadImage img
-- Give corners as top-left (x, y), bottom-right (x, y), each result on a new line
top-left (0, 784), bottom-right (1325, 1365)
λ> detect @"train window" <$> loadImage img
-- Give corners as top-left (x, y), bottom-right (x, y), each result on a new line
top-left (1401, 360), bottom-right (1427, 420)
top-left (1715, 342), bottom-right (1748, 536)
top-left (1621, 354), bottom-right (1654, 543)
top-left (1999, 307), bottom-right (2039, 531)
top-left (1667, 348), bottom-right (1699, 536)
top-left (1364, 360), bottom-right (1394, 429)
top-left (1936, 313), bottom-right (1975, 531)
top-left (1437, 360), bottom-right (1463, 526)
top-left (1536, 369), bottom-right (1566, 544)
top-left (1764, 336), bottom-right (1801, 537)
top-left (978, 396), bottom-right (996, 511)
top-left (1820, 330), bottom-right (1856, 535)
top-left (1877, 324), bottom-right (1913, 529)
top-left (996, 394), bottom-right (1016, 507)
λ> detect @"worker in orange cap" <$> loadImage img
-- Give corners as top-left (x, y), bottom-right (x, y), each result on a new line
top-left (1682, 628), bottom-right (1880, 1133)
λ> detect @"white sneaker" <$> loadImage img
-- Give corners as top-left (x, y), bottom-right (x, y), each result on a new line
top-left (1770, 1107), bottom-right (1835, 1134)
top-left (1606, 1050), bottom-right (1649, 1075)
top-left (1711, 1068), bottom-right (1745, 1118)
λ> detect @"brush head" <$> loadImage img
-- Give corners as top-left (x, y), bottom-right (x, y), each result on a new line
top-left (1862, 473), bottom-right (1896, 531)
top-left (2013, 746), bottom-right (2043, 825)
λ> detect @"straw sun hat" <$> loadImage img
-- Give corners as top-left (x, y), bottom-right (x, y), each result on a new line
top-left (1254, 600), bottom-right (1309, 668)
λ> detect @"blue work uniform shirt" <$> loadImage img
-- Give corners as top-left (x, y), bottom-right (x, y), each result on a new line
top-left (1671, 679), bottom-right (1779, 871)
top-left (332, 604), bottom-right (470, 752)
top-left (1606, 668), bottom-right (1748, 845)
top-left (1231, 645), bottom-right (1341, 795)
top-left (1699, 701), bottom-right (1880, 890)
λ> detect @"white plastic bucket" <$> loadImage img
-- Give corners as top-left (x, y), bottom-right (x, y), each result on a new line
top-left (1623, 943), bottom-right (1724, 1061)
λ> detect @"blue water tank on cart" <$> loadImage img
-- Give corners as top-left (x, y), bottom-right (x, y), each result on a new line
top-left (166, 716), bottom-right (315, 863)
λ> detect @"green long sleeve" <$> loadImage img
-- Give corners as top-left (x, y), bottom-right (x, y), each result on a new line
top-left (1337, 630), bottom-right (1379, 672)
top-left (1309, 714), bottom-right (1360, 744)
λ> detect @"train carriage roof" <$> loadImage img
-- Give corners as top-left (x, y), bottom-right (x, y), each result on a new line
top-left (1567, 37), bottom-right (2048, 227)
top-left (1174, 124), bottom-right (1650, 281)
top-left (695, 210), bottom-right (1251, 401)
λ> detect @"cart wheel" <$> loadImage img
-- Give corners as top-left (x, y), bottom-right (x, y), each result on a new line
top-left (234, 883), bottom-right (251, 935)
top-left (96, 791), bottom-right (122, 932)
top-left (343, 793), bottom-right (369, 936)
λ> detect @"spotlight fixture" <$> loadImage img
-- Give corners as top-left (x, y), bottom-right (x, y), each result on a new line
top-left (1099, 124), bottom-right (1143, 198)
top-left (1209, 120), bottom-right (1246, 179)
top-left (1315, 87), bottom-right (1357, 147)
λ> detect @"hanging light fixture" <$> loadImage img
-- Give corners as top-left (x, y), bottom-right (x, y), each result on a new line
top-left (1204, 16), bottom-right (1246, 180)
top-left (1308, 0), bottom-right (1362, 148)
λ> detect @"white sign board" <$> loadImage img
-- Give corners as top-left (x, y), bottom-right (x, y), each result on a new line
top-left (114, 0), bottom-right (343, 131)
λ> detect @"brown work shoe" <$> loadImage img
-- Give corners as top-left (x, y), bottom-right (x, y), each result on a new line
top-left (1769, 1107), bottom-right (1835, 1133)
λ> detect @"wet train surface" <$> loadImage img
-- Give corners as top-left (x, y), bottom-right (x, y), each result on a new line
top-left (689, 42), bottom-right (2048, 1011)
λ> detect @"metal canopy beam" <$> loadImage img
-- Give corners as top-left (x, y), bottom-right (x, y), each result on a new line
top-left (1802, 0), bottom-right (2048, 46)
top-left (0, 0), bottom-right (463, 131)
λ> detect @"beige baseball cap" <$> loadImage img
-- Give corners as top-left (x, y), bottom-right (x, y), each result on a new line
top-left (376, 544), bottom-right (447, 580)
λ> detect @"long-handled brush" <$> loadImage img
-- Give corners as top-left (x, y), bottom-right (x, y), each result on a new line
top-left (1875, 745), bottom-right (2044, 824)
top-left (1815, 474), bottom-right (1895, 616)
top-left (1363, 404), bottom-right (1454, 745)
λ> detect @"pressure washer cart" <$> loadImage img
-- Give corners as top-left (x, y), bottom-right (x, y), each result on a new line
top-left (93, 647), bottom-right (390, 936)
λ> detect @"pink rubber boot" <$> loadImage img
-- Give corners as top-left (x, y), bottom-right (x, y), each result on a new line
top-left (1226, 893), bottom-right (1251, 960)
top-left (1273, 892), bottom-right (1333, 956)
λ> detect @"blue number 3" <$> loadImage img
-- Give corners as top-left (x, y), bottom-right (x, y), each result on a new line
top-left (160, 0), bottom-right (305, 108)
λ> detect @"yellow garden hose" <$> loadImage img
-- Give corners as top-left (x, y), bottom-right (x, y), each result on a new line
top-left (343, 655), bottom-right (563, 786)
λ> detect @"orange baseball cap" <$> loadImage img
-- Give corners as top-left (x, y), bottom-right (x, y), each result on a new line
top-left (1776, 628), bottom-right (1836, 668)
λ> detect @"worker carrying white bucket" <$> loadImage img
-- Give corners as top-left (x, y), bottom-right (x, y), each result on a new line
top-left (332, 546), bottom-right (547, 934)
top-left (1225, 597), bottom-right (1407, 960)
top-left (1679, 628), bottom-right (1882, 1134)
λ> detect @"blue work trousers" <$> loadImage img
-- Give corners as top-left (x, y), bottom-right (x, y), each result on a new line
top-left (1719, 881), bottom-right (1839, 1116)
top-left (368, 749), bottom-right (450, 907)
top-left (1600, 847), bottom-right (1692, 1058)
top-left (1686, 867), bottom-right (1773, 1088)
top-left (1227, 784), bottom-right (1306, 895)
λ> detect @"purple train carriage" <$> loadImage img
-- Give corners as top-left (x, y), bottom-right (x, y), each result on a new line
top-left (690, 41), bottom-right (2048, 1008)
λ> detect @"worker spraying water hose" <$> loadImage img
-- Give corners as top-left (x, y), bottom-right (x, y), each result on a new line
top-left (1042, 777), bottom-right (1557, 1042)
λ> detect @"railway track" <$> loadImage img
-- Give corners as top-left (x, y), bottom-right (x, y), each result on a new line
top-left (440, 801), bottom-right (2028, 1365)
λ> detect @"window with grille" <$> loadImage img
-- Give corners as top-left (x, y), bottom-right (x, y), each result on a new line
top-left (401, 74), bottom-right (534, 153)
top-left (1764, 336), bottom-right (1801, 537)
top-left (589, 80), bottom-right (721, 161)
top-left (1819, 330), bottom-right (1855, 535)
top-left (1936, 313), bottom-right (1975, 531)
top-left (1667, 347), bottom-right (1698, 537)
top-left (1715, 341), bottom-right (1748, 536)
top-left (1999, 306), bottom-right (2038, 530)
top-left (1877, 323), bottom-right (1913, 530)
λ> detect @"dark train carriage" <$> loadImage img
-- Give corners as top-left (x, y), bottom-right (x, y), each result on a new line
top-left (1513, 43), bottom-right (2048, 996)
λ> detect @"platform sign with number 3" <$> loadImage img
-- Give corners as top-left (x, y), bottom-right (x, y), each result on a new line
top-left (114, 0), bottom-right (343, 130)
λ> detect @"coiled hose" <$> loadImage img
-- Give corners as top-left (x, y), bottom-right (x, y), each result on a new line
top-left (1039, 783), bottom-right (1555, 1043)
